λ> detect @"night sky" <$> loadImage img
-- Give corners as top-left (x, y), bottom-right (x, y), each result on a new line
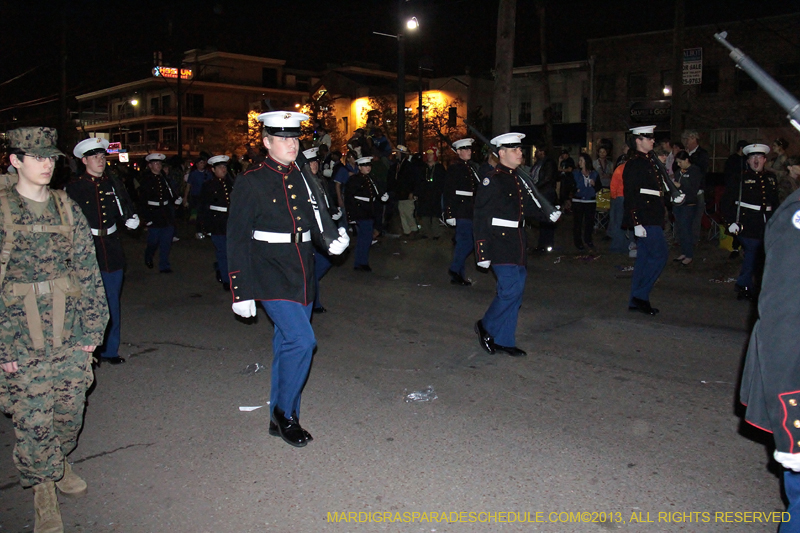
top-left (0, 0), bottom-right (797, 116)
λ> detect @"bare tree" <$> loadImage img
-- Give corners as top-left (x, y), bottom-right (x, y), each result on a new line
top-left (492, 0), bottom-right (516, 136)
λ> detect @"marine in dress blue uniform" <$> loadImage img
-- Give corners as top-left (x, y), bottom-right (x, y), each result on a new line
top-left (138, 153), bottom-right (181, 273)
top-left (227, 111), bottom-right (349, 447)
top-left (622, 126), bottom-right (669, 316)
top-left (473, 132), bottom-right (546, 357)
top-left (303, 147), bottom-right (343, 313)
top-left (345, 156), bottom-right (388, 272)
top-left (67, 137), bottom-right (140, 365)
top-left (198, 155), bottom-right (234, 291)
top-left (740, 186), bottom-right (800, 532)
top-left (443, 138), bottom-right (479, 286)
top-left (721, 144), bottom-right (780, 300)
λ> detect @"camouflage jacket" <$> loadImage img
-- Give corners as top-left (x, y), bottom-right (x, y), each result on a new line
top-left (0, 187), bottom-right (109, 364)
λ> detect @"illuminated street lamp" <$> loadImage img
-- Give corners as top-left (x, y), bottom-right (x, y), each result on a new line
top-left (373, 0), bottom-right (418, 146)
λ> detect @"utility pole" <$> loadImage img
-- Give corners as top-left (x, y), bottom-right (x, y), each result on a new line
top-left (492, 0), bottom-right (516, 136)
top-left (397, 0), bottom-right (406, 147)
top-left (670, 0), bottom-right (685, 138)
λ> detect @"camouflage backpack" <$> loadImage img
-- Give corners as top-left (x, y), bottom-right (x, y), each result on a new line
top-left (0, 187), bottom-right (75, 288)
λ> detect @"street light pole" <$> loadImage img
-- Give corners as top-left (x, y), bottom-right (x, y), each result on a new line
top-left (397, 0), bottom-right (406, 147)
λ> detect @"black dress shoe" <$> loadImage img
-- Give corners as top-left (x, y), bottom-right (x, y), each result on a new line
top-left (474, 320), bottom-right (495, 354)
top-left (628, 297), bottom-right (659, 315)
top-left (313, 306), bottom-right (327, 314)
top-left (160, 268), bottom-right (173, 274)
top-left (353, 265), bottom-right (372, 272)
top-left (491, 343), bottom-right (527, 357)
top-left (271, 407), bottom-right (308, 447)
top-left (269, 421), bottom-right (313, 442)
top-left (448, 270), bottom-right (472, 286)
top-left (145, 260), bottom-right (154, 269)
top-left (101, 356), bottom-right (126, 365)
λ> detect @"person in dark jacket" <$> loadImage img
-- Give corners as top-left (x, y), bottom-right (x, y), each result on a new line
top-left (739, 186), bottom-right (800, 530)
top-left (671, 151), bottom-right (703, 265)
top-left (301, 147), bottom-right (343, 313)
top-left (722, 144), bottom-right (780, 300)
top-left (346, 156), bottom-right (388, 272)
top-left (199, 155), bottom-right (234, 290)
top-left (563, 153), bottom-right (601, 251)
top-left (390, 145), bottom-right (421, 238)
top-left (443, 138), bottom-right (480, 285)
top-left (623, 125), bottom-right (668, 316)
top-left (416, 146), bottom-right (446, 239)
top-left (473, 132), bottom-right (550, 357)
top-left (139, 153), bottom-right (182, 273)
top-left (532, 147), bottom-right (559, 252)
top-left (226, 111), bottom-right (349, 447)
top-left (67, 137), bottom-right (140, 365)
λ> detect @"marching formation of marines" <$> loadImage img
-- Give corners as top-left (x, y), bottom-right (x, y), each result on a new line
top-left (5, 111), bottom-right (799, 530)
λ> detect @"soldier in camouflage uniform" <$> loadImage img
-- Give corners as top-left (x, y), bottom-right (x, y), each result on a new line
top-left (0, 127), bottom-right (109, 533)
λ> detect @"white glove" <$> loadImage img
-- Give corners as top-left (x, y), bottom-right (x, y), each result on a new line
top-left (549, 210), bottom-right (562, 223)
top-left (673, 193), bottom-right (686, 205)
top-left (445, 218), bottom-right (456, 227)
top-left (728, 222), bottom-right (740, 234)
top-left (477, 260), bottom-right (491, 268)
top-left (634, 225), bottom-right (647, 238)
top-left (381, 193), bottom-right (389, 202)
top-left (323, 168), bottom-right (333, 178)
top-left (174, 197), bottom-right (183, 206)
top-left (328, 227), bottom-right (350, 255)
top-left (775, 451), bottom-right (800, 472)
top-left (331, 208), bottom-right (342, 221)
top-left (146, 221), bottom-right (153, 227)
top-left (232, 300), bottom-right (256, 318)
top-left (124, 214), bottom-right (140, 230)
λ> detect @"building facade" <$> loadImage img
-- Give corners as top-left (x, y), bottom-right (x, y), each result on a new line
top-left (589, 14), bottom-right (800, 170)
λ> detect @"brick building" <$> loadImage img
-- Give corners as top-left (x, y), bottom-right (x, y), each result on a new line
top-left (588, 13), bottom-right (800, 171)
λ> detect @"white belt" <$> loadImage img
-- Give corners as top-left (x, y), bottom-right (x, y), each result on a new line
top-left (491, 217), bottom-right (522, 228)
top-left (572, 198), bottom-right (596, 203)
top-left (640, 188), bottom-right (662, 197)
top-left (252, 230), bottom-right (311, 243)
top-left (354, 196), bottom-right (371, 202)
top-left (737, 201), bottom-right (772, 211)
top-left (91, 223), bottom-right (117, 237)
top-left (455, 190), bottom-right (474, 197)
top-left (209, 205), bottom-right (228, 212)
top-left (147, 200), bottom-right (169, 206)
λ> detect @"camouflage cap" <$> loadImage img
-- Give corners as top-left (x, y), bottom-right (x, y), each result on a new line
top-left (6, 127), bottom-right (65, 158)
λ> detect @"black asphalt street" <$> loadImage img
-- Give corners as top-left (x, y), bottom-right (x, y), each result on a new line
top-left (0, 218), bottom-right (784, 532)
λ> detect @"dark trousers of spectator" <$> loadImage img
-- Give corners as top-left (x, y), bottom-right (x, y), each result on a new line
top-left (673, 204), bottom-right (697, 259)
top-left (572, 201), bottom-right (596, 249)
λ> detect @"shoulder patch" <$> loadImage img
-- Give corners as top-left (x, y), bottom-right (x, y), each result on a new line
top-left (793, 209), bottom-right (800, 230)
top-left (482, 177), bottom-right (490, 186)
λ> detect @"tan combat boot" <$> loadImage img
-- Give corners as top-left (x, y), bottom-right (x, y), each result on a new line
top-left (55, 461), bottom-right (87, 498)
top-left (33, 481), bottom-right (63, 533)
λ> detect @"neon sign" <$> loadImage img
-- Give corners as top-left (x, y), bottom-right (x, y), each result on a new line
top-left (153, 66), bottom-right (193, 80)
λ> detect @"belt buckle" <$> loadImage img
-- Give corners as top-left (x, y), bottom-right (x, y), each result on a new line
top-left (293, 232), bottom-right (302, 243)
